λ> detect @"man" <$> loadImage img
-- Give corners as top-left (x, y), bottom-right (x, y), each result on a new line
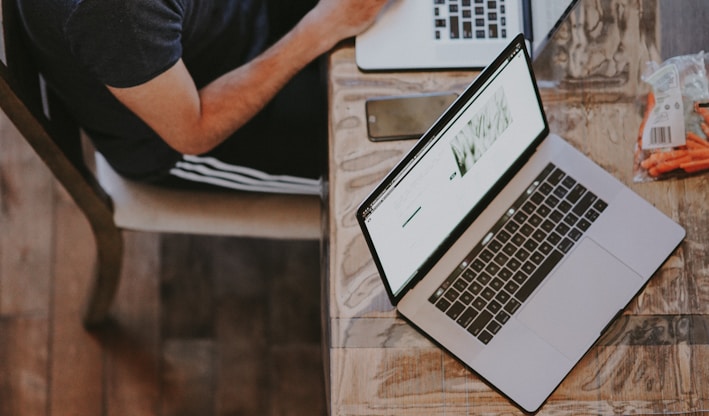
top-left (17, 0), bottom-right (387, 194)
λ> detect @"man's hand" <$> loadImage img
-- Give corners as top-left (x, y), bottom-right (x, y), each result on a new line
top-left (108, 0), bottom-right (388, 155)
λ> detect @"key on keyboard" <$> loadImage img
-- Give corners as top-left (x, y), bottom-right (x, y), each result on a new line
top-left (433, 0), bottom-right (508, 41)
top-left (428, 163), bottom-right (607, 345)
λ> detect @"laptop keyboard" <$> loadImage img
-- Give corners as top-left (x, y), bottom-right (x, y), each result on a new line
top-left (428, 163), bottom-right (608, 345)
top-left (434, 0), bottom-right (508, 41)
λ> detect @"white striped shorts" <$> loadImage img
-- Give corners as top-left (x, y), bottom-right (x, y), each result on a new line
top-left (169, 154), bottom-right (322, 195)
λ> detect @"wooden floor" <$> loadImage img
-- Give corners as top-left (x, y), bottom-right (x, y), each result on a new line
top-left (0, 110), bottom-right (326, 415)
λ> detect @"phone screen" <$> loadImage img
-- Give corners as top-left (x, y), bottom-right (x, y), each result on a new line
top-left (365, 92), bottom-right (458, 141)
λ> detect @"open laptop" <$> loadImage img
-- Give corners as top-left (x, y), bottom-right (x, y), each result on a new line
top-left (356, 0), bottom-right (579, 70)
top-left (356, 34), bottom-right (685, 412)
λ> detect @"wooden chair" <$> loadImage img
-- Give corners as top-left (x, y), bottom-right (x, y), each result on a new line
top-left (0, 0), bottom-right (322, 327)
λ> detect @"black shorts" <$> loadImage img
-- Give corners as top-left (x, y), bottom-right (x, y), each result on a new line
top-left (163, 0), bottom-right (326, 194)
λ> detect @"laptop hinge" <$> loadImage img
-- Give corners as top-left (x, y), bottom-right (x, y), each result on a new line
top-left (522, 0), bottom-right (533, 42)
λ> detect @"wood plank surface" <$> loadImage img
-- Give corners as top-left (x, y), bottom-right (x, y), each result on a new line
top-left (0, 108), bottom-right (52, 416)
top-left (0, 112), bottom-right (326, 414)
top-left (0, 316), bottom-right (48, 416)
top-left (325, 0), bottom-right (709, 414)
top-left (49, 186), bottom-right (104, 416)
top-left (0, 108), bottom-right (53, 315)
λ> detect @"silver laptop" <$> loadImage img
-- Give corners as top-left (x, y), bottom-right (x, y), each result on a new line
top-left (356, 0), bottom-right (579, 70)
top-left (356, 35), bottom-right (685, 413)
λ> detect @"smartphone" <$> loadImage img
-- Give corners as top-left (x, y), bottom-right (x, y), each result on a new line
top-left (365, 92), bottom-right (459, 141)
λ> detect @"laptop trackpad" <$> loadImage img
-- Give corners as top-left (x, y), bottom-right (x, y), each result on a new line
top-left (517, 238), bottom-right (641, 360)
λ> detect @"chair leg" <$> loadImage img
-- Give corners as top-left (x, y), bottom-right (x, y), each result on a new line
top-left (82, 223), bottom-right (124, 328)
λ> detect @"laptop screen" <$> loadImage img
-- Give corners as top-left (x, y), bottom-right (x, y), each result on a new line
top-left (358, 37), bottom-right (547, 300)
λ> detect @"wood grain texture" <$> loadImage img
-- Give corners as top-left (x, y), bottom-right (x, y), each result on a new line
top-left (325, 0), bottom-right (709, 414)
top-left (0, 112), bottom-right (53, 315)
top-left (0, 113), bottom-right (325, 415)
top-left (49, 186), bottom-right (104, 416)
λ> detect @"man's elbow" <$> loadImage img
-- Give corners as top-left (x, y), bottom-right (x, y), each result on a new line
top-left (162, 130), bottom-right (220, 156)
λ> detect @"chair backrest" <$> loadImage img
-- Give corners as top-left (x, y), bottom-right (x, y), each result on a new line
top-left (0, 0), bottom-right (116, 222)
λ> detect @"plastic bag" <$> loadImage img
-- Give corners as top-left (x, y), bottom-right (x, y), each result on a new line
top-left (633, 51), bottom-right (709, 182)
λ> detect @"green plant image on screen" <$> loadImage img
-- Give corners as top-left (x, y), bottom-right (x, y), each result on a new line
top-left (450, 88), bottom-right (512, 177)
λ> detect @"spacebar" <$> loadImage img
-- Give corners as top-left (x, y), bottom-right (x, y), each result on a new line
top-left (515, 250), bottom-right (564, 302)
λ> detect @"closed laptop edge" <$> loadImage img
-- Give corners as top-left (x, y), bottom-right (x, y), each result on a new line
top-left (355, 0), bottom-right (580, 71)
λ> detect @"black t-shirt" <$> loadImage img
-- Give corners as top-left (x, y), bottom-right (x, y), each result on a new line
top-left (17, 0), bottom-right (268, 180)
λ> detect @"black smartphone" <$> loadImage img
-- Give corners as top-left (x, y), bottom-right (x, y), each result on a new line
top-left (365, 92), bottom-right (458, 141)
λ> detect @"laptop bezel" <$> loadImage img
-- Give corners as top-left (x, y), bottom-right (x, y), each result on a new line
top-left (356, 34), bottom-right (550, 305)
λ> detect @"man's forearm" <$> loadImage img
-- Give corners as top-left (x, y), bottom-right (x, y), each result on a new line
top-left (192, 13), bottom-right (338, 153)
top-left (107, 0), bottom-right (386, 155)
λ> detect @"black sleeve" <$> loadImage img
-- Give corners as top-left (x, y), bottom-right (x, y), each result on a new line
top-left (64, 0), bottom-right (183, 88)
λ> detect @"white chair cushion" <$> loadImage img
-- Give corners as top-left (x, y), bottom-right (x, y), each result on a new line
top-left (94, 152), bottom-right (321, 240)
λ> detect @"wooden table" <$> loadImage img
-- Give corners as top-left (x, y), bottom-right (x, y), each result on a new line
top-left (324, 1), bottom-right (709, 414)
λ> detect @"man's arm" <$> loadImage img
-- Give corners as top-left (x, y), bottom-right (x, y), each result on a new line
top-left (107, 0), bottom-right (387, 155)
